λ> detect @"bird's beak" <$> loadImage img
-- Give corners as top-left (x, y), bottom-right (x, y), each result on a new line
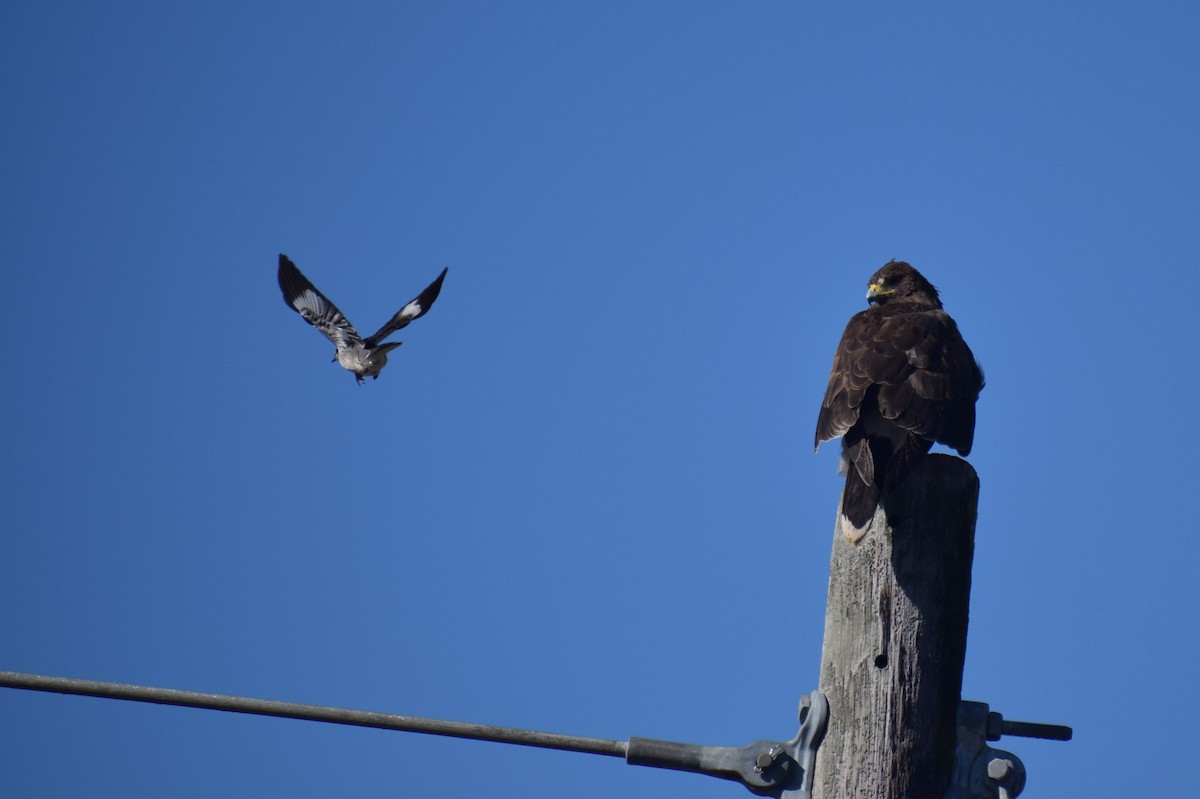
top-left (866, 283), bottom-right (891, 304)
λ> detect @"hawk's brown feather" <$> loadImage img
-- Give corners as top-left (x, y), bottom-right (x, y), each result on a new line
top-left (815, 261), bottom-right (983, 537)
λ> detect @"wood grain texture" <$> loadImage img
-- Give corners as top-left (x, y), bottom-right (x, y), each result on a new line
top-left (813, 454), bottom-right (979, 799)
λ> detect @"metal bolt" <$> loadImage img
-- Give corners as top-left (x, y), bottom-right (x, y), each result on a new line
top-left (987, 758), bottom-right (1013, 781)
top-left (755, 746), bottom-right (783, 772)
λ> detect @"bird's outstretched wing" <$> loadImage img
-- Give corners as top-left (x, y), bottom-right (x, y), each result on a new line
top-left (278, 254), bottom-right (364, 352)
top-left (364, 267), bottom-right (448, 347)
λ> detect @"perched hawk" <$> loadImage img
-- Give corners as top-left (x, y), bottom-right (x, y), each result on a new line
top-left (815, 261), bottom-right (983, 540)
top-left (278, 254), bottom-right (447, 384)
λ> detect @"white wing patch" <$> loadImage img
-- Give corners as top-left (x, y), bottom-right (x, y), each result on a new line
top-left (395, 299), bottom-right (424, 323)
top-left (280, 255), bottom-right (446, 381)
top-left (293, 288), bottom-right (328, 318)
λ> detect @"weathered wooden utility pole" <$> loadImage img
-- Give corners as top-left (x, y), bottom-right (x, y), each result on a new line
top-left (813, 454), bottom-right (980, 799)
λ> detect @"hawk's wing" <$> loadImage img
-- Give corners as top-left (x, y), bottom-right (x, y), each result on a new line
top-left (815, 306), bottom-right (981, 454)
top-left (364, 267), bottom-right (448, 347)
top-left (278, 254), bottom-right (364, 352)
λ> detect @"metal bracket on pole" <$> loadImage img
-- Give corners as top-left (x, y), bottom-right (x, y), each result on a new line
top-left (946, 700), bottom-right (1072, 799)
top-left (626, 691), bottom-right (829, 798)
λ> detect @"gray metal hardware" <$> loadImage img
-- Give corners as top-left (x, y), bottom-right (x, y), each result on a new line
top-left (1, 671), bottom-right (827, 798)
top-left (946, 700), bottom-right (1071, 799)
top-left (627, 691), bottom-right (829, 798)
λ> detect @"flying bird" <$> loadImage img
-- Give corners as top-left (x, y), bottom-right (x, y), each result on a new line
top-left (278, 254), bottom-right (447, 384)
top-left (815, 261), bottom-right (983, 541)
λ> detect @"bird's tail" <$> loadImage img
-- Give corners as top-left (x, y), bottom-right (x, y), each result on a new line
top-left (837, 435), bottom-right (892, 543)
top-left (839, 469), bottom-right (880, 543)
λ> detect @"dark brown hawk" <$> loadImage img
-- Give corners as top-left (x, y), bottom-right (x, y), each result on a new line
top-left (815, 261), bottom-right (983, 540)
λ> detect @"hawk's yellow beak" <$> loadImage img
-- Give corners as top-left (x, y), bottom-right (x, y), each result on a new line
top-left (867, 282), bottom-right (893, 303)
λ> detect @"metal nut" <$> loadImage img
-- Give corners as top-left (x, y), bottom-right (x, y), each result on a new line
top-left (987, 758), bottom-right (1013, 781)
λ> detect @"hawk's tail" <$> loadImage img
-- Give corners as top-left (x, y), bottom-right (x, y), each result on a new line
top-left (838, 434), bottom-right (888, 540)
top-left (840, 470), bottom-right (880, 538)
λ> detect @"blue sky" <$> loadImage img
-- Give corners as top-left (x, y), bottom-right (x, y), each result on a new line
top-left (2, 2), bottom-right (1197, 796)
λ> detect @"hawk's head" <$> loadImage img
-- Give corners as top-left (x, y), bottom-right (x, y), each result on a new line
top-left (866, 260), bottom-right (942, 308)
